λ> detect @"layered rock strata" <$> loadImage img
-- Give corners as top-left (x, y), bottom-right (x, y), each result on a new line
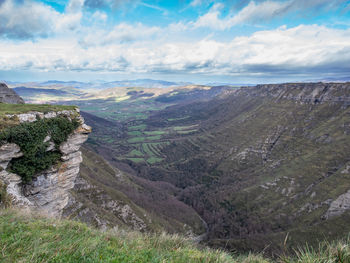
top-left (231, 82), bottom-right (350, 105)
top-left (0, 83), bottom-right (24, 104)
top-left (0, 110), bottom-right (91, 217)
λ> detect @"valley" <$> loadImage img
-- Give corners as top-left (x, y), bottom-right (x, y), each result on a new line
top-left (10, 80), bottom-right (350, 256)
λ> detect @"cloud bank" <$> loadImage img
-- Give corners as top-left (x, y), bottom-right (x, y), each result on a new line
top-left (1, 24), bottom-right (349, 79)
top-left (0, 0), bottom-right (349, 81)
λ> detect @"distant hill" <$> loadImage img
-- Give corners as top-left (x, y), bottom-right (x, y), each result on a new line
top-left (13, 86), bottom-right (69, 96)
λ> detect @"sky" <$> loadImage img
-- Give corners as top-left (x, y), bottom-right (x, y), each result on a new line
top-left (0, 0), bottom-right (350, 84)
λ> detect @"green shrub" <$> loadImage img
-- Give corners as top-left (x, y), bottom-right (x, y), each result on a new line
top-left (0, 116), bottom-right (79, 183)
top-left (0, 181), bottom-right (11, 208)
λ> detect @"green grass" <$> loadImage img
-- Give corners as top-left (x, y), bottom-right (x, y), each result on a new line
top-left (0, 103), bottom-right (79, 130)
top-left (144, 130), bottom-right (166, 135)
top-left (0, 210), bottom-right (234, 263)
top-left (167, 116), bottom-right (190, 122)
top-left (128, 137), bottom-right (146, 143)
top-left (147, 157), bottom-right (164, 164)
top-left (127, 157), bottom-right (145, 163)
top-left (142, 142), bottom-right (168, 157)
top-left (142, 143), bottom-right (154, 156)
top-left (128, 149), bottom-right (144, 157)
top-left (146, 135), bottom-right (162, 141)
top-left (128, 124), bottom-right (147, 131)
top-left (2, 210), bottom-right (350, 262)
top-left (0, 103), bottom-right (77, 115)
top-left (173, 125), bottom-right (198, 131)
top-left (128, 131), bottom-right (143, 136)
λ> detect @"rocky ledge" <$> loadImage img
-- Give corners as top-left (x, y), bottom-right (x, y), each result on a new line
top-left (0, 109), bottom-right (91, 217)
top-left (0, 83), bottom-right (24, 104)
top-left (233, 82), bottom-right (350, 105)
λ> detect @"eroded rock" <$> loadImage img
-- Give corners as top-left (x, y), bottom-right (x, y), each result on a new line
top-left (0, 110), bottom-right (91, 217)
top-left (323, 190), bottom-right (350, 219)
top-left (0, 83), bottom-right (25, 104)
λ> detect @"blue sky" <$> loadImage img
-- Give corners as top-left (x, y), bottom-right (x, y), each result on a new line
top-left (0, 0), bottom-right (350, 83)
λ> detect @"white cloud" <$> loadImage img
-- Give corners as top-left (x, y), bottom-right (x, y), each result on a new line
top-left (105, 23), bottom-right (160, 43)
top-left (80, 23), bottom-right (161, 47)
top-left (190, 0), bottom-right (203, 7)
top-left (0, 0), bottom-right (83, 39)
top-left (231, 1), bottom-right (288, 25)
top-left (193, 0), bottom-right (348, 31)
top-left (0, 0), bottom-right (59, 39)
top-left (91, 11), bottom-right (108, 22)
top-left (194, 1), bottom-right (289, 30)
top-left (1, 24), bottom-right (350, 78)
top-left (83, 0), bottom-right (139, 10)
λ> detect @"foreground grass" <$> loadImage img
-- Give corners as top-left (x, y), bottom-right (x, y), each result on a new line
top-left (0, 210), bottom-right (234, 263)
top-left (2, 209), bottom-right (350, 263)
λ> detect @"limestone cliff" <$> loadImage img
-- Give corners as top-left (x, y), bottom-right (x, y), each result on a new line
top-left (227, 82), bottom-right (350, 105)
top-left (0, 83), bottom-right (24, 104)
top-left (0, 109), bottom-right (91, 217)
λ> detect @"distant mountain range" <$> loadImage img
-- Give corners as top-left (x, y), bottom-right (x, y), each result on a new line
top-left (5, 79), bottom-right (193, 90)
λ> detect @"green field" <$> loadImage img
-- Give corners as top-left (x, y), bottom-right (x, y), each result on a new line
top-left (127, 137), bottom-right (146, 143)
top-left (146, 135), bottom-right (162, 141)
top-left (147, 157), bottom-right (164, 164)
top-left (173, 125), bottom-right (198, 131)
top-left (167, 116), bottom-right (190, 122)
top-left (128, 131), bottom-right (143, 136)
top-left (144, 130), bottom-right (166, 135)
top-left (128, 149), bottom-right (144, 157)
top-left (126, 157), bottom-right (144, 163)
top-left (128, 124), bottom-right (147, 131)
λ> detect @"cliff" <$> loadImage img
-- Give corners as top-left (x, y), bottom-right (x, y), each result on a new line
top-left (231, 82), bottom-right (350, 105)
top-left (0, 83), bottom-right (25, 104)
top-left (0, 106), bottom-right (91, 217)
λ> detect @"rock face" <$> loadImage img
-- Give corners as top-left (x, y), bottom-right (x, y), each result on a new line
top-left (0, 83), bottom-right (25, 104)
top-left (0, 110), bottom-right (91, 217)
top-left (324, 190), bottom-right (350, 219)
top-left (231, 82), bottom-right (350, 105)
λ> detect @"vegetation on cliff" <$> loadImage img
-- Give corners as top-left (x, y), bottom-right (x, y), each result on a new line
top-left (0, 116), bottom-right (79, 182)
top-left (0, 103), bottom-right (77, 130)
top-left (0, 103), bottom-right (76, 115)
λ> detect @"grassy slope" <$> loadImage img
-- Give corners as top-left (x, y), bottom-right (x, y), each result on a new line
top-left (64, 146), bottom-right (205, 235)
top-left (2, 210), bottom-right (350, 263)
top-left (0, 210), bottom-right (235, 263)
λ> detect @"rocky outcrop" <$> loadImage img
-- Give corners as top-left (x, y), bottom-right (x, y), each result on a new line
top-left (233, 82), bottom-right (350, 105)
top-left (323, 190), bottom-right (350, 219)
top-left (0, 83), bottom-right (25, 104)
top-left (0, 144), bottom-right (31, 207)
top-left (0, 110), bottom-right (91, 217)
